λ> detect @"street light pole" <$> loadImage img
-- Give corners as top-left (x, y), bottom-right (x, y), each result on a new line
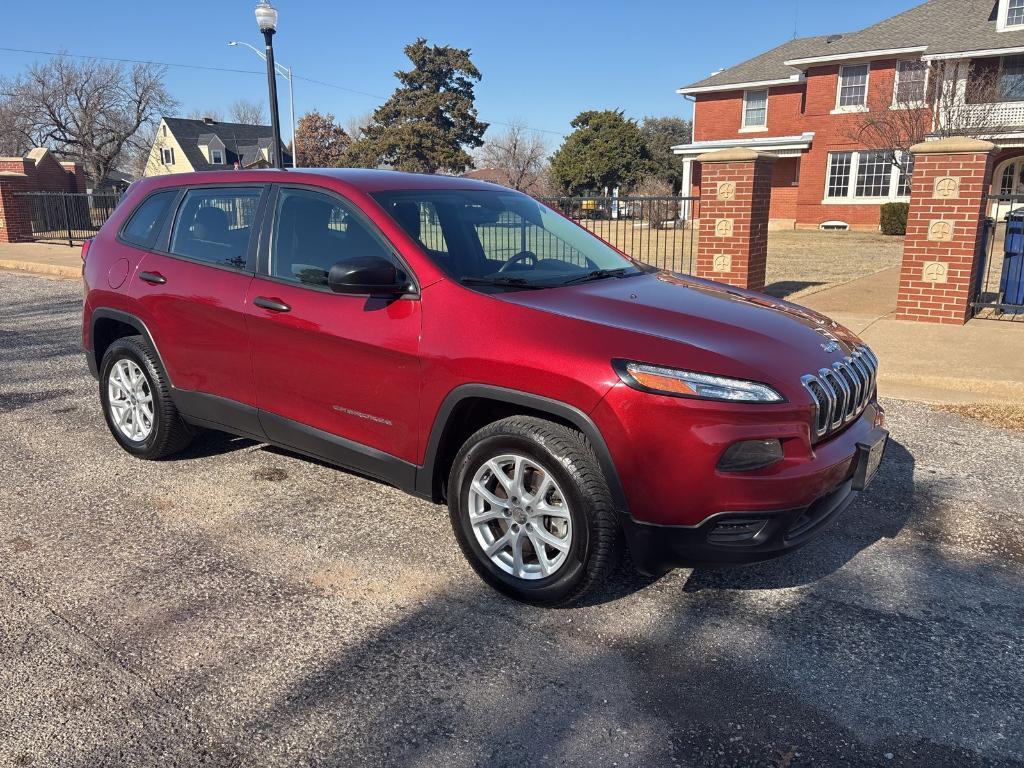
top-left (228, 41), bottom-right (297, 168)
top-left (254, 0), bottom-right (283, 170)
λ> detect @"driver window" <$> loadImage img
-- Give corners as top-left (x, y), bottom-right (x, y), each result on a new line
top-left (271, 187), bottom-right (394, 287)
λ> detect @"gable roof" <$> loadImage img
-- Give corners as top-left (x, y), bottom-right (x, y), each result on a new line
top-left (162, 116), bottom-right (291, 170)
top-left (680, 0), bottom-right (1024, 94)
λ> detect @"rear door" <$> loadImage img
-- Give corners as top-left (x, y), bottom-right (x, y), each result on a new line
top-left (131, 184), bottom-right (267, 412)
top-left (245, 185), bottom-right (422, 466)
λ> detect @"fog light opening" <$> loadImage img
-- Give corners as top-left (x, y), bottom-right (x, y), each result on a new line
top-left (717, 439), bottom-right (784, 472)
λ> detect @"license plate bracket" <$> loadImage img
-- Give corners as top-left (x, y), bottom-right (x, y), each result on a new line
top-left (852, 429), bottom-right (888, 491)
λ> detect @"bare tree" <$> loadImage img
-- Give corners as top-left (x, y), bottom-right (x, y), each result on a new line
top-left (479, 119), bottom-right (548, 192)
top-left (0, 56), bottom-right (176, 184)
top-left (187, 108), bottom-right (224, 121)
top-left (848, 59), bottom-right (1008, 176)
top-left (343, 111), bottom-right (375, 143)
top-left (632, 176), bottom-right (677, 229)
top-left (230, 99), bottom-right (267, 125)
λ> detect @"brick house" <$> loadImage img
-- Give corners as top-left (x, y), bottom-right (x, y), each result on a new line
top-left (673, 0), bottom-right (1024, 231)
top-left (144, 116), bottom-right (292, 176)
top-left (0, 148), bottom-right (87, 243)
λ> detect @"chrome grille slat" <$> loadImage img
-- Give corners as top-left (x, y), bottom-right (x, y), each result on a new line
top-left (801, 345), bottom-right (879, 439)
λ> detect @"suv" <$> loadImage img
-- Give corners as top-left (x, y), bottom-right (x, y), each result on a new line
top-left (82, 170), bottom-right (887, 606)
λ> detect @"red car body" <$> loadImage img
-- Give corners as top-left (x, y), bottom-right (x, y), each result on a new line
top-left (83, 169), bottom-right (886, 574)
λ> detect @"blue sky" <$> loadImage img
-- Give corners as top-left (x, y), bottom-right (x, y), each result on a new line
top-left (5, 0), bottom-right (921, 145)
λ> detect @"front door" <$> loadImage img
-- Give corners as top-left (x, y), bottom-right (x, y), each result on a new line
top-left (245, 186), bottom-right (422, 469)
top-left (132, 185), bottom-right (266, 409)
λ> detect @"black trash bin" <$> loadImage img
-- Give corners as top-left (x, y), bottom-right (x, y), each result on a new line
top-left (1002, 210), bottom-right (1024, 312)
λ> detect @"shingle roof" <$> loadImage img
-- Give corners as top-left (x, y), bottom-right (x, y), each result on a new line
top-left (681, 0), bottom-right (1024, 92)
top-left (162, 117), bottom-right (291, 171)
top-left (682, 35), bottom-right (843, 91)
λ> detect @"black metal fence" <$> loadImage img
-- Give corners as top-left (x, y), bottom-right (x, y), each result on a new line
top-left (974, 195), bottom-right (1024, 320)
top-left (15, 191), bottom-right (120, 247)
top-left (536, 195), bottom-right (699, 273)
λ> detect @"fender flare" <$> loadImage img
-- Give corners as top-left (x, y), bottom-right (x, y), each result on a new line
top-left (415, 384), bottom-right (628, 513)
top-left (88, 308), bottom-right (171, 384)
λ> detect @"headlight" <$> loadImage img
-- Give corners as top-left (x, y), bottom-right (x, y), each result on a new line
top-left (613, 360), bottom-right (784, 403)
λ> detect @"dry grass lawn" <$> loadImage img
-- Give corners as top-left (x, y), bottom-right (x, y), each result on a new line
top-left (934, 402), bottom-right (1024, 432)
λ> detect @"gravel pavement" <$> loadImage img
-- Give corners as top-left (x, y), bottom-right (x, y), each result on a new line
top-left (1, 271), bottom-right (1022, 768)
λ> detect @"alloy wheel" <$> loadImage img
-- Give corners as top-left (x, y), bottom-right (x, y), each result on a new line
top-left (467, 453), bottom-right (573, 580)
top-left (107, 359), bottom-right (155, 442)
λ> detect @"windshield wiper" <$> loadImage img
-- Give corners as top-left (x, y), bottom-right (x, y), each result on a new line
top-left (558, 268), bottom-right (635, 286)
top-left (460, 275), bottom-right (547, 290)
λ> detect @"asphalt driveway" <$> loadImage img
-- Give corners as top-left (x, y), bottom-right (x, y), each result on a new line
top-left (1, 271), bottom-right (1022, 767)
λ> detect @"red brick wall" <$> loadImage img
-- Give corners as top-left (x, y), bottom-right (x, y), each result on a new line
top-left (692, 59), bottom-right (931, 230)
top-left (0, 174), bottom-right (33, 243)
top-left (695, 154), bottom-right (773, 291)
top-left (896, 146), bottom-right (992, 324)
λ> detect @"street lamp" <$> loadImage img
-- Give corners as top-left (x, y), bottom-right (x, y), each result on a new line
top-left (254, 0), bottom-right (283, 169)
top-left (228, 40), bottom-right (297, 168)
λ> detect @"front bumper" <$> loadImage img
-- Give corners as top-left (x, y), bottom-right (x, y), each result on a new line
top-left (622, 478), bottom-right (858, 575)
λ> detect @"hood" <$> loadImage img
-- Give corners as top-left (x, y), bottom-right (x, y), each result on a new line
top-left (499, 271), bottom-right (865, 385)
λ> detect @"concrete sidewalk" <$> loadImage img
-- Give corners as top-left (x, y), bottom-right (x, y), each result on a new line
top-left (0, 242), bottom-right (82, 279)
top-left (798, 266), bottom-right (1024, 404)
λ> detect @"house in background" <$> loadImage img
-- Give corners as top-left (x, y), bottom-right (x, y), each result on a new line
top-left (144, 116), bottom-right (291, 176)
top-left (673, 0), bottom-right (1024, 230)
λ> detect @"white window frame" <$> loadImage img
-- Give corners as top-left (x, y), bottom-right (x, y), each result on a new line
top-left (822, 149), bottom-right (912, 204)
top-left (740, 88), bottom-right (769, 131)
top-left (998, 0), bottom-right (1024, 31)
top-left (833, 64), bottom-right (871, 113)
top-left (892, 59), bottom-right (929, 108)
top-left (160, 147), bottom-right (175, 166)
top-left (210, 148), bottom-right (225, 165)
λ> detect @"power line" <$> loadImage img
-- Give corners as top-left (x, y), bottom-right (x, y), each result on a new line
top-left (0, 45), bottom-right (566, 137)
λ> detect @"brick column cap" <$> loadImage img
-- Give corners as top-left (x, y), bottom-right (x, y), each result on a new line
top-left (695, 147), bottom-right (774, 163)
top-left (0, 171), bottom-right (28, 178)
top-left (909, 137), bottom-right (994, 155)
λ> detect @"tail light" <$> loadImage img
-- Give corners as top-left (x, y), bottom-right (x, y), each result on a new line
top-left (80, 238), bottom-right (93, 262)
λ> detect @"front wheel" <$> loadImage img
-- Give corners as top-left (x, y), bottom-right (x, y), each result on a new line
top-left (448, 416), bottom-right (621, 606)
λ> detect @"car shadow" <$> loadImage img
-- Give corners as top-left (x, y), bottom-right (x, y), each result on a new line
top-left (762, 280), bottom-right (825, 298)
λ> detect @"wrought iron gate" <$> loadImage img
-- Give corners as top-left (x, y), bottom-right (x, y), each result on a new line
top-left (15, 191), bottom-right (120, 247)
top-left (974, 194), bottom-right (1024, 320)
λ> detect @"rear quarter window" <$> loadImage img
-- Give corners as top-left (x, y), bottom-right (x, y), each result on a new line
top-left (120, 190), bottom-right (178, 249)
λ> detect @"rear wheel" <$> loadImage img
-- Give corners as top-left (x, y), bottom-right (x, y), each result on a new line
top-left (99, 335), bottom-right (192, 459)
top-left (448, 416), bottom-right (621, 606)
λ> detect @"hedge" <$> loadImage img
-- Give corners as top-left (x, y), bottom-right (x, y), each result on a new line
top-left (880, 202), bottom-right (909, 236)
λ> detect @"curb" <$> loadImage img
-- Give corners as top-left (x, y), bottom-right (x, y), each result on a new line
top-left (0, 259), bottom-right (81, 279)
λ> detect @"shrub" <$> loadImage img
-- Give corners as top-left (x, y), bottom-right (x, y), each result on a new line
top-left (880, 202), bottom-right (909, 235)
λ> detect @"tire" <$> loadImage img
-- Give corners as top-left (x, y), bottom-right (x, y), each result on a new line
top-left (98, 335), bottom-right (192, 459)
top-left (448, 416), bottom-right (621, 607)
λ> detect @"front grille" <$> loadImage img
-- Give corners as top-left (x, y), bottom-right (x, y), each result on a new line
top-left (801, 346), bottom-right (878, 439)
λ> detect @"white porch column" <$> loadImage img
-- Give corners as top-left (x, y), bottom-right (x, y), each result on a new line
top-left (679, 158), bottom-right (693, 221)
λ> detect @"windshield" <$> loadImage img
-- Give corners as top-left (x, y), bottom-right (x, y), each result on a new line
top-left (372, 189), bottom-right (646, 289)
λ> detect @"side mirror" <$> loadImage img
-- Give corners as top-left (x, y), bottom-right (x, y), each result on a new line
top-left (328, 254), bottom-right (409, 296)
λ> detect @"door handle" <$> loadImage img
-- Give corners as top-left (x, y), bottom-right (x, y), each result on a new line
top-left (253, 296), bottom-right (291, 312)
top-left (139, 271), bottom-right (166, 285)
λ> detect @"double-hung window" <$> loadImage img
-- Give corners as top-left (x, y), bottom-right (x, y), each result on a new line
top-left (742, 89), bottom-right (768, 129)
top-left (160, 147), bottom-right (175, 166)
top-left (837, 64), bottom-right (869, 109)
top-left (1003, 0), bottom-right (1024, 29)
top-left (210, 148), bottom-right (225, 165)
top-left (893, 60), bottom-right (928, 105)
top-left (825, 150), bottom-right (912, 200)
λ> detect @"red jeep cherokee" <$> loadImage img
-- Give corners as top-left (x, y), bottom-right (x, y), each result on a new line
top-left (82, 169), bottom-right (886, 605)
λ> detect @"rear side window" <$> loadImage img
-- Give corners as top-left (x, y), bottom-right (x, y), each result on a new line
top-left (168, 187), bottom-right (262, 270)
top-left (120, 190), bottom-right (177, 249)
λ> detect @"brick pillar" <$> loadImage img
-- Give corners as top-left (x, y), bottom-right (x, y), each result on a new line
top-left (694, 148), bottom-right (775, 291)
top-left (896, 137), bottom-right (994, 324)
top-left (0, 172), bottom-right (33, 243)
